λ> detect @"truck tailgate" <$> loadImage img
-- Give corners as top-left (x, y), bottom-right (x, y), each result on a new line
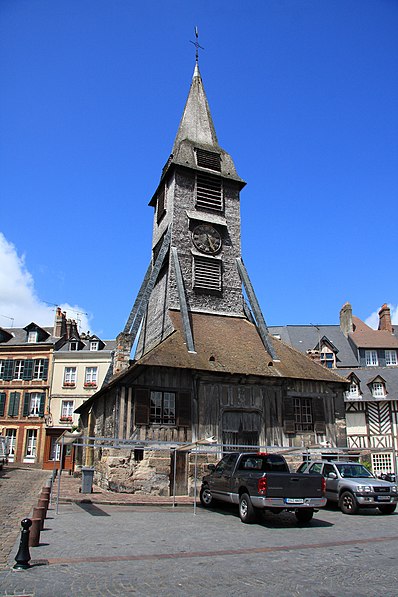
top-left (265, 472), bottom-right (323, 498)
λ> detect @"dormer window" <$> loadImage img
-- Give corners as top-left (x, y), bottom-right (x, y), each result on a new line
top-left (385, 350), bottom-right (397, 366)
top-left (365, 350), bottom-right (378, 366)
top-left (28, 331), bottom-right (38, 343)
top-left (320, 350), bottom-right (335, 369)
top-left (349, 383), bottom-right (359, 397)
top-left (70, 341), bottom-right (78, 351)
top-left (90, 341), bottom-right (99, 351)
top-left (372, 382), bottom-right (385, 397)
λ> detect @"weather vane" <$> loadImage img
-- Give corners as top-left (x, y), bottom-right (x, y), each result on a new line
top-left (190, 26), bottom-right (204, 64)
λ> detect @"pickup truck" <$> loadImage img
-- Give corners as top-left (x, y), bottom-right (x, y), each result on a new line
top-left (298, 459), bottom-right (398, 515)
top-left (200, 452), bottom-right (326, 524)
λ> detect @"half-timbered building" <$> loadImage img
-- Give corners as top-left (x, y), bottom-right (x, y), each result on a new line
top-left (76, 61), bottom-right (347, 495)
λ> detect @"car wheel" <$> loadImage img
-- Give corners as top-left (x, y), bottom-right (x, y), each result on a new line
top-left (339, 491), bottom-right (358, 515)
top-left (378, 504), bottom-right (396, 515)
top-left (200, 486), bottom-right (214, 508)
top-left (239, 493), bottom-right (256, 523)
top-left (295, 508), bottom-right (314, 523)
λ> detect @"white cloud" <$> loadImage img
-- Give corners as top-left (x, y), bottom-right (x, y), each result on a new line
top-left (365, 304), bottom-right (398, 330)
top-left (0, 233), bottom-right (90, 333)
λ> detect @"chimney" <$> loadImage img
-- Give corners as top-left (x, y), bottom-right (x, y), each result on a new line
top-left (54, 307), bottom-right (67, 337)
top-left (113, 332), bottom-right (133, 375)
top-left (340, 302), bottom-right (353, 337)
top-left (378, 304), bottom-right (392, 333)
top-left (65, 319), bottom-right (80, 339)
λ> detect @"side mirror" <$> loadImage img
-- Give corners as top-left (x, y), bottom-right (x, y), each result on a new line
top-left (328, 472), bottom-right (337, 479)
top-left (207, 464), bottom-right (216, 472)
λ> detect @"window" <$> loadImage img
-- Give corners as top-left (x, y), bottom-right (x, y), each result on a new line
top-left (156, 185), bottom-right (166, 223)
top-left (372, 382), bottom-right (385, 398)
top-left (193, 256), bottom-right (222, 291)
top-left (90, 341), bottom-right (99, 351)
top-left (365, 350), bottom-right (378, 366)
top-left (196, 172), bottom-right (223, 211)
top-left (150, 391), bottom-right (176, 425)
top-left (385, 350), bottom-right (397, 366)
top-left (33, 359), bottom-right (47, 379)
top-left (28, 393), bottom-right (42, 416)
top-left (24, 429), bottom-right (37, 460)
top-left (64, 367), bottom-right (77, 386)
top-left (372, 452), bottom-right (393, 476)
top-left (70, 341), bottom-right (78, 351)
top-left (61, 400), bottom-right (74, 420)
top-left (294, 398), bottom-right (313, 432)
top-left (320, 351), bottom-right (335, 368)
top-left (349, 383), bottom-right (359, 398)
top-left (14, 360), bottom-right (25, 379)
top-left (49, 437), bottom-right (61, 461)
top-left (85, 367), bottom-right (98, 386)
top-left (6, 429), bottom-right (16, 462)
top-left (28, 331), bottom-right (38, 343)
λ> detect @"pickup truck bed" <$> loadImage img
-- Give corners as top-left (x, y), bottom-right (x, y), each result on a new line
top-left (200, 452), bottom-right (326, 524)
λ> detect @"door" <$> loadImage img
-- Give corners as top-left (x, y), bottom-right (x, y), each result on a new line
top-left (322, 463), bottom-right (339, 501)
top-left (170, 451), bottom-right (187, 496)
top-left (222, 411), bottom-right (261, 451)
top-left (208, 453), bottom-right (239, 500)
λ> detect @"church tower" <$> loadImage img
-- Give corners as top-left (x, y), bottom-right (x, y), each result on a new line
top-left (114, 59), bottom-right (275, 371)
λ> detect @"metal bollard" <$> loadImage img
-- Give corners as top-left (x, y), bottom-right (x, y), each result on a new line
top-left (14, 518), bottom-right (32, 569)
top-left (28, 518), bottom-right (41, 547)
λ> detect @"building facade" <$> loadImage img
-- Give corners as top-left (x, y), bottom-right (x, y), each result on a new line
top-left (77, 62), bottom-right (347, 496)
top-left (0, 308), bottom-right (115, 470)
top-left (270, 303), bottom-right (398, 475)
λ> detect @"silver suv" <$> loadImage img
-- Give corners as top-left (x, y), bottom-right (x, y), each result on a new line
top-left (298, 460), bottom-right (398, 515)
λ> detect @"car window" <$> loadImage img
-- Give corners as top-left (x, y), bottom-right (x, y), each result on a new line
top-left (323, 464), bottom-right (335, 477)
top-left (336, 463), bottom-right (373, 478)
top-left (309, 463), bottom-right (323, 474)
top-left (214, 453), bottom-right (238, 475)
top-left (238, 454), bottom-right (289, 472)
top-left (297, 461), bottom-right (310, 473)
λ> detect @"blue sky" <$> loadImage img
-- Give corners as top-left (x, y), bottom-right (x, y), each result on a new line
top-left (1, 0), bottom-right (397, 338)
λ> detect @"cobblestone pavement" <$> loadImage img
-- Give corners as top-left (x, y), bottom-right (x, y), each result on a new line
top-left (1, 499), bottom-right (398, 596)
top-left (0, 465), bottom-right (50, 569)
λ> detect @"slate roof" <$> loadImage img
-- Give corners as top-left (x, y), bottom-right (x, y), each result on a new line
top-left (268, 325), bottom-right (358, 368)
top-left (0, 325), bottom-right (57, 346)
top-left (56, 339), bottom-right (116, 352)
top-left (337, 367), bottom-right (398, 402)
top-left (152, 64), bottom-right (245, 196)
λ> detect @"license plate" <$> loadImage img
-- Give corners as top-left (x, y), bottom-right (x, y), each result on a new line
top-left (285, 498), bottom-right (304, 504)
top-left (376, 496), bottom-right (391, 502)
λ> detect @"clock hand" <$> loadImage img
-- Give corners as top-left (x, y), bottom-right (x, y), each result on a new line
top-left (207, 235), bottom-right (216, 252)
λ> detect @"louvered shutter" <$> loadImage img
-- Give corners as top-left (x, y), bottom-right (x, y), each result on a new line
top-left (177, 392), bottom-right (191, 427)
top-left (134, 388), bottom-right (150, 425)
top-left (3, 360), bottom-right (14, 381)
top-left (23, 393), bottom-right (30, 417)
top-left (313, 398), bottom-right (326, 434)
top-left (0, 361), bottom-right (4, 380)
top-left (283, 395), bottom-right (296, 434)
top-left (23, 359), bottom-right (34, 380)
top-left (42, 359), bottom-right (49, 380)
top-left (8, 392), bottom-right (20, 417)
top-left (39, 393), bottom-right (45, 417)
top-left (0, 392), bottom-right (5, 416)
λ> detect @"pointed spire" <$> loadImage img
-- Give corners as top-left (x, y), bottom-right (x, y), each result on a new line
top-left (172, 63), bottom-right (219, 153)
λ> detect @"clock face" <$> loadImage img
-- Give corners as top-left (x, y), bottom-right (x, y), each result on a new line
top-left (192, 224), bottom-right (222, 254)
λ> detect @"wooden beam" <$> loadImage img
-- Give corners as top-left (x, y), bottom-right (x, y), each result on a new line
top-left (171, 246), bottom-right (195, 353)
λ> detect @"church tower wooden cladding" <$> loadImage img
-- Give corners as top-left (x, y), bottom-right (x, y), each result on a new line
top-left (76, 63), bottom-right (347, 496)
